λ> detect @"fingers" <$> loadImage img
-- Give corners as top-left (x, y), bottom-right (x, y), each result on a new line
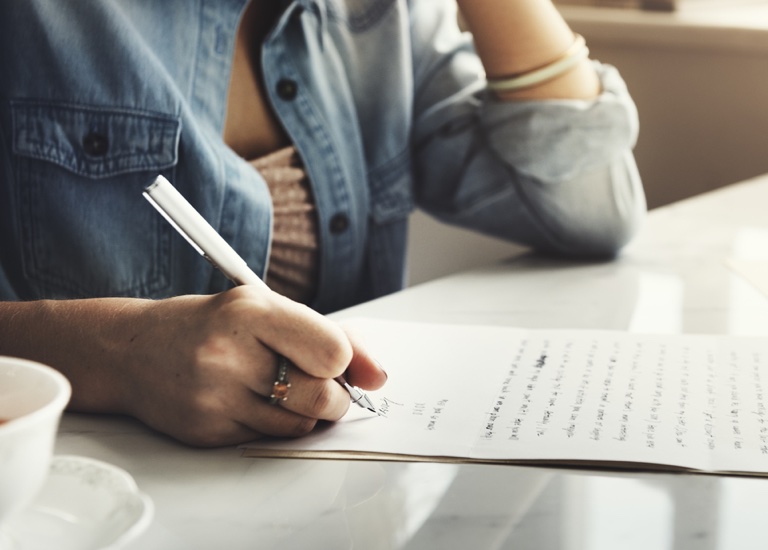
top-left (145, 360), bottom-right (347, 447)
top-left (339, 325), bottom-right (388, 390)
top-left (142, 288), bottom-right (389, 447)
top-left (254, 357), bottom-right (351, 421)
top-left (169, 406), bottom-right (317, 448)
top-left (235, 395), bottom-right (329, 439)
top-left (239, 314), bottom-right (386, 413)
top-left (233, 293), bottom-right (388, 417)
top-left (228, 287), bottom-right (353, 379)
top-left (225, 363), bottom-right (349, 442)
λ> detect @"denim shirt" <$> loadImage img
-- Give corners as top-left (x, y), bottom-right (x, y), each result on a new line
top-left (0, 0), bottom-right (645, 313)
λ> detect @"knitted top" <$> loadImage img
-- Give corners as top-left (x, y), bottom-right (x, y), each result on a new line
top-left (251, 146), bottom-right (318, 304)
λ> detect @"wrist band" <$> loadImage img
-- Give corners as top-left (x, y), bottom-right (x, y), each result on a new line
top-left (486, 33), bottom-right (589, 93)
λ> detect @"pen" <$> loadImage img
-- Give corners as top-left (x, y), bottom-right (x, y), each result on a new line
top-left (143, 175), bottom-right (379, 415)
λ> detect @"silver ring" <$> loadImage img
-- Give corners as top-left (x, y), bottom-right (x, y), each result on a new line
top-left (269, 356), bottom-right (291, 405)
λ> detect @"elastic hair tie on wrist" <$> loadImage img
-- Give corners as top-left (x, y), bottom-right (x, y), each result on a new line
top-left (486, 33), bottom-right (589, 93)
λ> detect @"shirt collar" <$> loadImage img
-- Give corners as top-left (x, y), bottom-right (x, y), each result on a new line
top-left (277, 0), bottom-right (330, 34)
top-left (276, 0), bottom-right (328, 49)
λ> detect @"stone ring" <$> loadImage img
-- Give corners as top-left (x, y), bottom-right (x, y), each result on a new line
top-left (269, 355), bottom-right (291, 405)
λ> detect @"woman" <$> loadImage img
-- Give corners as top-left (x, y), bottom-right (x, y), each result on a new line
top-left (0, 0), bottom-right (645, 446)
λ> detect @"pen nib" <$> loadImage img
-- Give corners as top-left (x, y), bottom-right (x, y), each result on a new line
top-left (359, 396), bottom-right (380, 416)
top-left (340, 379), bottom-right (379, 415)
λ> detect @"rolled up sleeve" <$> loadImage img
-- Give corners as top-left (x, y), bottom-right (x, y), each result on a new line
top-left (410, 2), bottom-right (646, 258)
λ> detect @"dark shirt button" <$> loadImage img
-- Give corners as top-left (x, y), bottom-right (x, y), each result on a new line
top-left (329, 213), bottom-right (349, 234)
top-left (82, 131), bottom-right (109, 157)
top-left (276, 78), bottom-right (298, 101)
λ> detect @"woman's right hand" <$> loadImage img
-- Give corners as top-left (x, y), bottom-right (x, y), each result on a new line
top-left (0, 286), bottom-right (387, 447)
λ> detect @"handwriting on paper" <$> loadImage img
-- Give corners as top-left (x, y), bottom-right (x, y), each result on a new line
top-left (243, 319), bottom-right (768, 474)
top-left (378, 395), bottom-right (450, 432)
top-left (470, 331), bottom-right (768, 468)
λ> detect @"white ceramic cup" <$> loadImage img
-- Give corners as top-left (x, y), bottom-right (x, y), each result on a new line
top-left (0, 356), bottom-right (71, 525)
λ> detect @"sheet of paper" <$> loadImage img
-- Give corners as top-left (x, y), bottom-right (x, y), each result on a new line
top-left (241, 319), bottom-right (768, 475)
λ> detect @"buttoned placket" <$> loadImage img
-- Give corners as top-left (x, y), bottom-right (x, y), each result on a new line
top-left (262, 2), bottom-right (369, 312)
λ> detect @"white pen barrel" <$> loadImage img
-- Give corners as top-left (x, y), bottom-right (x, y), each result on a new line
top-left (144, 175), bottom-right (268, 290)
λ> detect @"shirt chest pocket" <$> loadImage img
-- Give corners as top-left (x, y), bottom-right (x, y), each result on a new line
top-left (11, 101), bottom-right (181, 298)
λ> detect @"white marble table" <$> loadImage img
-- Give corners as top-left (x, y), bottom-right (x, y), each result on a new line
top-left (56, 174), bottom-right (768, 549)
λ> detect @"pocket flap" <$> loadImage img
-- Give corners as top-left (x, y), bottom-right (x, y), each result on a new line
top-left (12, 101), bottom-right (180, 178)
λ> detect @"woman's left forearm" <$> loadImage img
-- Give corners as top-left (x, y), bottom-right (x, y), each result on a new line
top-left (456, 0), bottom-right (600, 100)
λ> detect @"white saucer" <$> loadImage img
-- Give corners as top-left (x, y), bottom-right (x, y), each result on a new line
top-left (1, 455), bottom-right (153, 550)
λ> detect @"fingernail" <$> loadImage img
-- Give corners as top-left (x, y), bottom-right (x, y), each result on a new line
top-left (375, 359), bottom-right (388, 380)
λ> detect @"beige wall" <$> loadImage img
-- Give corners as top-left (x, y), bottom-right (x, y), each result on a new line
top-left (589, 44), bottom-right (768, 209)
top-left (567, 10), bottom-right (768, 208)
